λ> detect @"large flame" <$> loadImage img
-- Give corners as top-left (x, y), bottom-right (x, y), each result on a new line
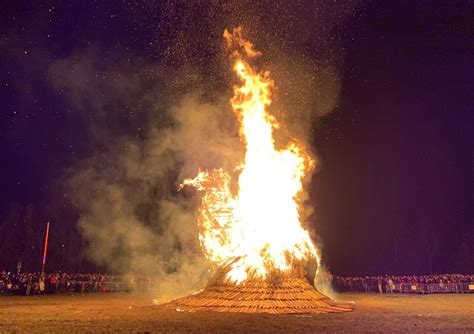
top-left (181, 28), bottom-right (319, 284)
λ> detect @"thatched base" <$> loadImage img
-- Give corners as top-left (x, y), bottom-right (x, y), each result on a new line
top-left (169, 277), bottom-right (353, 314)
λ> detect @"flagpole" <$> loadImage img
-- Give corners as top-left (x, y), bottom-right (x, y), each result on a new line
top-left (41, 222), bottom-right (50, 274)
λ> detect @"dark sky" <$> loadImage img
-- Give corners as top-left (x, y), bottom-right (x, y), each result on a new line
top-left (1, 1), bottom-right (472, 275)
top-left (313, 1), bottom-right (473, 275)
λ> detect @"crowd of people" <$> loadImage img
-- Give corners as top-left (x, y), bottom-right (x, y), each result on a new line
top-left (1, 270), bottom-right (473, 295)
top-left (0, 271), bottom-right (124, 295)
top-left (334, 274), bottom-right (474, 293)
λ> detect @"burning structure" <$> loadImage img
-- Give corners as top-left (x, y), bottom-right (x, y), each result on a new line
top-left (172, 28), bottom-right (353, 314)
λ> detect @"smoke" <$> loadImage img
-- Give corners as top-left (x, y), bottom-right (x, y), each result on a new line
top-left (46, 2), bottom-right (358, 299)
top-left (49, 47), bottom-right (244, 298)
top-left (314, 265), bottom-right (339, 301)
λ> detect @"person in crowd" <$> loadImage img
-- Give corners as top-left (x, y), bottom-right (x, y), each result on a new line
top-left (387, 277), bottom-right (394, 293)
top-left (377, 276), bottom-right (383, 293)
top-left (38, 274), bottom-right (45, 294)
top-left (25, 274), bottom-right (33, 296)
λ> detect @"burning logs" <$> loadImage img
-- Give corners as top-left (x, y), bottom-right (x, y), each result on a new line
top-left (169, 277), bottom-right (353, 314)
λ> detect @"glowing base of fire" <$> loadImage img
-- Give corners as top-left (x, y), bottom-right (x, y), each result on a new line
top-left (167, 269), bottom-right (353, 314)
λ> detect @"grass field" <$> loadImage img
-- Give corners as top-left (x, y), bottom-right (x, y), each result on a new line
top-left (1, 292), bottom-right (473, 333)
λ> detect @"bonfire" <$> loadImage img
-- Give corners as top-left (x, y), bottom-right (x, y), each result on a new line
top-left (173, 28), bottom-right (353, 314)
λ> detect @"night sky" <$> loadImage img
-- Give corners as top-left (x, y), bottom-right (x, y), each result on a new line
top-left (1, 1), bottom-right (472, 275)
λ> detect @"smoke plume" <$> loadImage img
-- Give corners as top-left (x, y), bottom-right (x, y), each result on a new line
top-left (58, 58), bottom-right (244, 298)
top-left (48, 2), bottom-right (357, 298)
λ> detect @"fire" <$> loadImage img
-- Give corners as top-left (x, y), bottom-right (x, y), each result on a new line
top-left (181, 28), bottom-right (319, 284)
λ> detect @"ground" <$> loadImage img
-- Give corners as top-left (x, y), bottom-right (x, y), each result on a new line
top-left (1, 292), bottom-right (473, 333)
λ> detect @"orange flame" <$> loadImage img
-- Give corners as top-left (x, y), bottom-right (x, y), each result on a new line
top-left (182, 28), bottom-right (319, 284)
